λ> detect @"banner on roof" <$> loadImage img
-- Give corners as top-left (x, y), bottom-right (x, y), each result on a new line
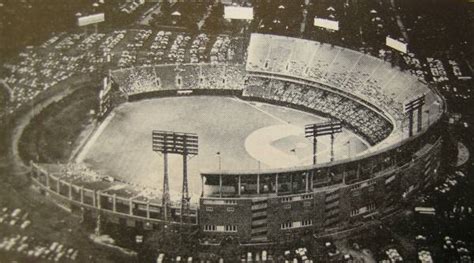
top-left (224, 6), bottom-right (254, 20)
top-left (386, 36), bottom-right (408, 53)
top-left (314, 17), bottom-right (339, 31)
top-left (78, 13), bottom-right (105, 27)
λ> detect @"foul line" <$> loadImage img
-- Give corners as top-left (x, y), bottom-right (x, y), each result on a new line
top-left (231, 97), bottom-right (290, 125)
top-left (75, 111), bottom-right (116, 163)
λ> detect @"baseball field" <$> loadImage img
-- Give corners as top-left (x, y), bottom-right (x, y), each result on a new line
top-left (77, 96), bottom-right (368, 201)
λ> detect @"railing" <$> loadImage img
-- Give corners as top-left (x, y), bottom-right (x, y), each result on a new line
top-left (29, 162), bottom-right (198, 226)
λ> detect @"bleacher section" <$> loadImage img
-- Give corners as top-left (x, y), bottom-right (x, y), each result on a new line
top-left (111, 64), bottom-right (247, 95)
top-left (246, 34), bottom-right (433, 123)
top-left (243, 76), bottom-right (392, 145)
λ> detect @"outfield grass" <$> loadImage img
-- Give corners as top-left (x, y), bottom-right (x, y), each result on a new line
top-left (79, 96), bottom-right (368, 202)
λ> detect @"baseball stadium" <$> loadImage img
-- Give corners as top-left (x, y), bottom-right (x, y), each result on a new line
top-left (11, 31), bottom-right (445, 248)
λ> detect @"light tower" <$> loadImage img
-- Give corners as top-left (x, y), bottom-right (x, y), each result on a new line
top-left (404, 94), bottom-right (425, 137)
top-left (152, 130), bottom-right (198, 225)
top-left (305, 120), bottom-right (342, 164)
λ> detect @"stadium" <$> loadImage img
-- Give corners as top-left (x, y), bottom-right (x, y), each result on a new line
top-left (17, 31), bottom-right (446, 247)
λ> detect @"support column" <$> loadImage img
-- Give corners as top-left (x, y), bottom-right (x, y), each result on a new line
top-left (313, 137), bottom-right (317, 165)
top-left (68, 183), bottom-right (72, 200)
top-left (92, 190), bottom-right (97, 207)
top-left (113, 194), bottom-right (117, 212)
top-left (426, 110), bottom-right (430, 126)
top-left (201, 175), bottom-right (205, 197)
top-left (290, 174), bottom-right (294, 194)
top-left (97, 191), bottom-right (101, 209)
top-left (330, 134), bottom-right (335, 162)
top-left (305, 173), bottom-right (309, 192)
top-left (181, 153), bottom-right (190, 224)
top-left (408, 110), bottom-right (414, 137)
top-left (80, 186), bottom-right (84, 204)
top-left (257, 174), bottom-right (260, 194)
top-left (45, 174), bottom-right (50, 188)
top-left (163, 152), bottom-right (169, 222)
top-left (146, 201), bottom-right (150, 219)
top-left (95, 191), bottom-right (101, 237)
top-left (275, 174), bottom-right (279, 194)
top-left (56, 179), bottom-right (60, 194)
top-left (238, 175), bottom-right (241, 196)
top-left (417, 107), bottom-right (423, 132)
top-left (219, 175), bottom-right (223, 198)
top-left (129, 199), bottom-right (133, 215)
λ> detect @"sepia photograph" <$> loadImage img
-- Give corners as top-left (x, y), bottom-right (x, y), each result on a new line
top-left (0, 0), bottom-right (473, 262)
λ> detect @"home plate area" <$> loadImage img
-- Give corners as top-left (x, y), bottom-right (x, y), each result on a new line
top-left (244, 124), bottom-right (361, 168)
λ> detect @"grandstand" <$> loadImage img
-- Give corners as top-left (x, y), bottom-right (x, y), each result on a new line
top-left (246, 34), bottom-right (439, 127)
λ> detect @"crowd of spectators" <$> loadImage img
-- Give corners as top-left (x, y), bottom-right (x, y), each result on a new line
top-left (246, 34), bottom-right (431, 123)
top-left (111, 64), bottom-right (246, 95)
top-left (243, 76), bottom-right (392, 145)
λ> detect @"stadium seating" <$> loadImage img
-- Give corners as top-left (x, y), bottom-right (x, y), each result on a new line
top-left (245, 34), bottom-right (432, 123)
top-left (111, 61), bottom-right (393, 144)
top-left (243, 76), bottom-right (392, 145)
top-left (111, 64), bottom-right (247, 95)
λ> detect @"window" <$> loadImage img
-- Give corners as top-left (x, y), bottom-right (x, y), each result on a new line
top-left (227, 207), bottom-right (235, 212)
top-left (206, 207), bottom-right (213, 212)
top-left (302, 194), bottom-right (313, 200)
top-left (204, 225), bottom-right (216, 232)
top-left (304, 201), bottom-right (312, 207)
top-left (224, 200), bottom-right (237, 205)
top-left (284, 204), bottom-right (291, 209)
top-left (225, 225), bottom-right (237, 232)
top-left (301, 220), bottom-right (313, 226)
top-left (281, 197), bottom-right (293, 203)
top-left (280, 221), bottom-right (293, 230)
